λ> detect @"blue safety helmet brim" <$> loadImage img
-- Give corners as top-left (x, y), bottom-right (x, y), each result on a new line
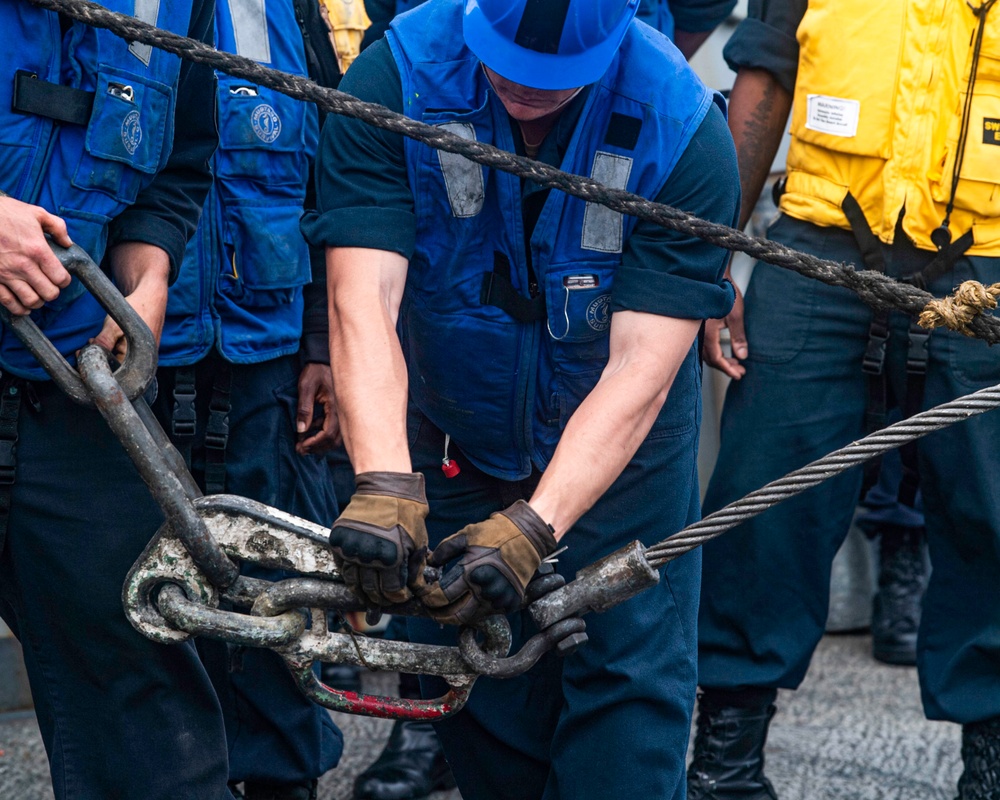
top-left (463, 0), bottom-right (639, 91)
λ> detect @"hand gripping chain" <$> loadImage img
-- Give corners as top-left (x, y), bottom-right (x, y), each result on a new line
top-left (0, 243), bottom-right (616, 720)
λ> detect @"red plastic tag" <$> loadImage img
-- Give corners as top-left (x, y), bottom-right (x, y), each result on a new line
top-left (441, 459), bottom-right (461, 478)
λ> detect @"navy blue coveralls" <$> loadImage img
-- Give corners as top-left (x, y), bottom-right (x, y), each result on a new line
top-left (303, 2), bottom-right (739, 797)
top-left (698, 0), bottom-right (1000, 726)
top-left (152, 0), bottom-right (344, 786)
top-left (0, 0), bottom-right (232, 797)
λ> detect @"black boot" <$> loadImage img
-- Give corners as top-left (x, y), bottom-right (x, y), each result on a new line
top-left (353, 719), bottom-right (456, 800)
top-left (956, 718), bottom-right (1000, 800)
top-left (239, 779), bottom-right (318, 800)
top-left (872, 525), bottom-right (926, 666)
top-left (688, 691), bottom-right (779, 800)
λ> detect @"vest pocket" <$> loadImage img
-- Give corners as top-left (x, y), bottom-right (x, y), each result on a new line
top-left (930, 83), bottom-right (1000, 218)
top-left (543, 269), bottom-right (613, 352)
top-left (215, 77), bottom-right (310, 186)
top-left (220, 200), bottom-right (311, 300)
top-left (790, 5), bottom-right (902, 160)
top-left (73, 67), bottom-right (174, 204)
top-left (543, 267), bottom-right (613, 429)
top-left (404, 293), bottom-right (522, 460)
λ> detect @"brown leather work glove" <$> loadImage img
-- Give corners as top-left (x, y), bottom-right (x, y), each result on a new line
top-left (329, 471), bottom-right (429, 606)
top-left (420, 500), bottom-right (557, 626)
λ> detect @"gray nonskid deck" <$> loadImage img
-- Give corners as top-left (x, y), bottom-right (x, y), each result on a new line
top-left (0, 634), bottom-right (960, 800)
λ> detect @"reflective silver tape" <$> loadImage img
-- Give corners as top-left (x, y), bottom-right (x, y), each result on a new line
top-left (437, 123), bottom-right (485, 218)
top-left (228, 0), bottom-right (272, 63)
top-left (128, 0), bottom-right (160, 65)
top-left (581, 152), bottom-right (633, 254)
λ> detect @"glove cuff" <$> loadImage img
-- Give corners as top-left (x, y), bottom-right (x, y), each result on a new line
top-left (499, 500), bottom-right (557, 559)
top-left (354, 471), bottom-right (427, 505)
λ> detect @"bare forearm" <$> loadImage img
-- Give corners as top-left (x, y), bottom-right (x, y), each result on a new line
top-left (106, 242), bottom-right (170, 346)
top-left (728, 68), bottom-right (793, 229)
top-left (108, 242), bottom-right (170, 295)
top-left (674, 29), bottom-right (713, 61)
top-left (529, 315), bottom-right (701, 540)
top-left (327, 247), bottom-right (411, 474)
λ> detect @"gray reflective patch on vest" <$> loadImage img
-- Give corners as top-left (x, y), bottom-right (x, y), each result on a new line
top-left (437, 123), bottom-right (484, 218)
top-left (581, 152), bottom-right (633, 253)
top-left (128, 0), bottom-right (160, 65)
top-left (228, 0), bottom-right (272, 63)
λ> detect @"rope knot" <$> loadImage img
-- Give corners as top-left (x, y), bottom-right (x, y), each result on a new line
top-left (918, 281), bottom-right (1000, 337)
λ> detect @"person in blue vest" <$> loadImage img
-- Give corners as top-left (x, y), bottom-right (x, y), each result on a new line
top-left (150, 0), bottom-right (349, 797)
top-left (303, 1), bottom-right (739, 797)
top-left (0, 1), bottom-right (237, 797)
top-left (347, 2), bottom-right (738, 797)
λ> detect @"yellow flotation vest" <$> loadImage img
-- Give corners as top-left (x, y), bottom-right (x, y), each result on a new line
top-left (781, 0), bottom-right (1000, 256)
top-left (319, 0), bottom-right (371, 74)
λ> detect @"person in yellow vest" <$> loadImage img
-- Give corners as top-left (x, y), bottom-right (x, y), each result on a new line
top-left (693, 1), bottom-right (1000, 798)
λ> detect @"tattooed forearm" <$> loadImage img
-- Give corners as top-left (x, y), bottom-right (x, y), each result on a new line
top-left (727, 68), bottom-right (793, 228)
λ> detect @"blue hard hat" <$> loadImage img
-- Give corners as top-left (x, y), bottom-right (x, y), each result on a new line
top-left (464, 0), bottom-right (640, 91)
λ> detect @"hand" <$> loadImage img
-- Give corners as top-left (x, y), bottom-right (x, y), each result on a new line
top-left (90, 242), bottom-right (169, 362)
top-left (0, 196), bottom-right (73, 315)
top-left (420, 500), bottom-right (557, 626)
top-left (295, 362), bottom-right (341, 455)
top-left (330, 471), bottom-right (429, 606)
top-left (702, 277), bottom-right (747, 380)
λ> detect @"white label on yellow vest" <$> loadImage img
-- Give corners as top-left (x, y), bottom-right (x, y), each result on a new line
top-left (806, 94), bottom-right (860, 138)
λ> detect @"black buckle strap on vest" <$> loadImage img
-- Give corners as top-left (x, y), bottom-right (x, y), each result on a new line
top-left (480, 252), bottom-right (546, 323)
top-left (0, 380), bottom-right (23, 556)
top-left (12, 70), bottom-right (94, 126)
top-left (895, 319), bottom-right (931, 508)
top-left (842, 192), bottom-right (893, 495)
top-left (841, 193), bottom-right (889, 380)
top-left (842, 193), bottom-right (891, 414)
top-left (904, 229), bottom-right (975, 291)
top-left (204, 362), bottom-right (233, 495)
top-left (171, 366), bottom-right (197, 468)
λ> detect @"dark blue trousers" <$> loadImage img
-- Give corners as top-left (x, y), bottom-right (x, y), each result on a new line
top-left (699, 214), bottom-right (1000, 724)
top-left (154, 353), bottom-right (343, 785)
top-left (406, 349), bottom-right (703, 800)
top-left (0, 380), bottom-right (232, 800)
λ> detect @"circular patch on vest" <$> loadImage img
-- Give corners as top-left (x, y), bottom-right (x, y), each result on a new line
top-left (251, 103), bottom-right (281, 144)
top-left (121, 110), bottom-right (142, 156)
top-left (586, 294), bottom-right (611, 332)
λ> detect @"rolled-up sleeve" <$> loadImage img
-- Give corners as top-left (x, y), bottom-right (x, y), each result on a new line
top-left (610, 102), bottom-right (739, 321)
top-left (722, 0), bottom-right (806, 94)
top-left (300, 39), bottom-right (416, 259)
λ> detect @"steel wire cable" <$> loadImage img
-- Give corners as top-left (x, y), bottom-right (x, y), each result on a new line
top-left (27, 0), bottom-right (1000, 344)
top-left (644, 382), bottom-right (1000, 568)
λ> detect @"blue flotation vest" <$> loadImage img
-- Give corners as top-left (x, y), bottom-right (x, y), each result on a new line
top-left (158, 0), bottom-right (319, 366)
top-left (0, 0), bottom-right (191, 378)
top-left (388, 0), bottom-right (714, 479)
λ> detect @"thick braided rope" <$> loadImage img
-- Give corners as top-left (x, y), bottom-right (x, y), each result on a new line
top-left (644, 381), bottom-right (1000, 568)
top-left (30, 0), bottom-right (1000, 345)
top-left (920, 281), bottom-right (1000, 336)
